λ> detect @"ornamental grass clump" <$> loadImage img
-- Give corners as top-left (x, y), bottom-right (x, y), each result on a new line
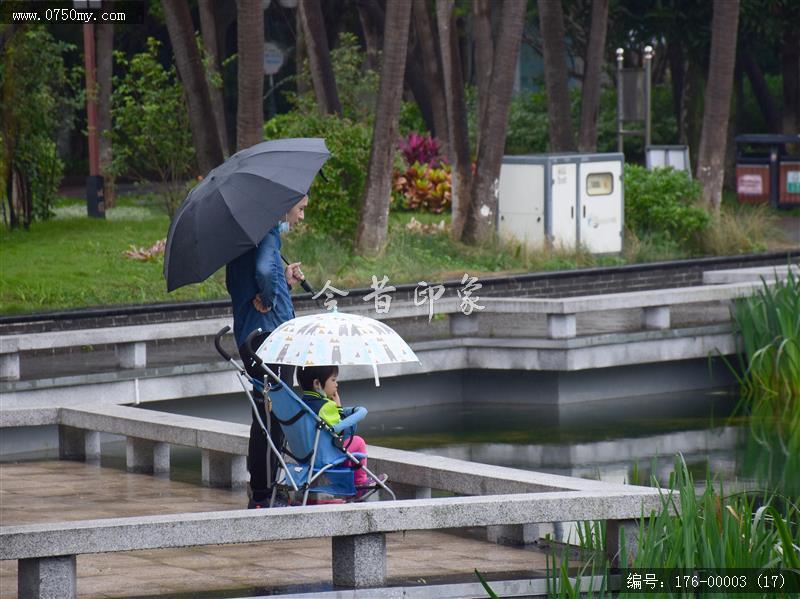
top-left (728, 268), bottom-right (800, 495)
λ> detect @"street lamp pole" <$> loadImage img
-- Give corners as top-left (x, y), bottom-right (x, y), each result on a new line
top-left (82, 18), bottom-right (104, 218)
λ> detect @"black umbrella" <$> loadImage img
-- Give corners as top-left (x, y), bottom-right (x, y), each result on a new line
top-left (163, 138), bottom-right (330, 292)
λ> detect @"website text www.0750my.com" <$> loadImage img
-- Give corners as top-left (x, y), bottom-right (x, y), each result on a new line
top-left (12, 8), bottom-right (126, 22)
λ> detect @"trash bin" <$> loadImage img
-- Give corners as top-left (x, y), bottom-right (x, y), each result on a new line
top-left (735, 134), bottom-right (800, 209)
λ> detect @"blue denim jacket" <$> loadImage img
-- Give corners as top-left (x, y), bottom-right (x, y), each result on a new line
top-left (225, 226), bottom-right (295, 348)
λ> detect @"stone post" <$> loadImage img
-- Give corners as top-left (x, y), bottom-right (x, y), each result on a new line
top-left (58, 426), bottom-right (87, 461)
top-left (547, 313), bottom-right (576, 338)
top-left (117, 341), bottom-right (146, 368)
top-left (202, 450), bottom-right (246, 488)
top-left (606, 519), bottom-right (639, 567)
top-left (332, 533), bottom-right (387, 588)
top-left (19, 556), bottom-right (77, 599)
top-left (126, 438), bottom-right (169, 474)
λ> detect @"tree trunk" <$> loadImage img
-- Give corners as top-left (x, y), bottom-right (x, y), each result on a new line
top-left (163, 0), bottom-right (224, 172)
top-left (356, 0), bottom-right (412, 255)
top-left (235, 0), bottom-right (264, 150)
top-left (667, 39), bottom-right (685, 137)
top-left (296, 4), bottom-right (310, 97)
top-left (538, 0), bottom-right (575, 151)
top-left (436, 0), bottom-right (471, 240)
top-left (199, 0), bottom-right (230, 156)
top-left (473, 0), bottom-right (493, 154)
top-left (741, 49), bottom-right (780, 134)
top-left (578, 0), bottom-right (608, 152)
top-left (299, 0), bottom-right (342, 116)
top-left (356, 0), bottom-right (382, 71)
top-left (412, 0), bottom-right (449, 153)
top-left (782, 26), bottom-right (800, 135)
top-left (96, 19), bottom-right (114, 207)
top-left (696, 0), bottom-right (739, 210)
top-left (462, 0), bottom-right (526, 244)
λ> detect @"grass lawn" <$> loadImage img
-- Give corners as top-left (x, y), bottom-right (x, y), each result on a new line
top-left (0, 192), bottom-right (793, 315)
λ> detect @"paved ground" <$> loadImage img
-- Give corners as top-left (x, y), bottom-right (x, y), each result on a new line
top-left (0, 460), bottom-right (555, 599)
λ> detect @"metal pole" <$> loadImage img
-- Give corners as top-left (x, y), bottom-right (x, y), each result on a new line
top-left (82, 22), bottom-right (105, 218)
top-left (644, 45), bottom-right (654, 148)
top-left (616, 48), bottom-right (624, 153)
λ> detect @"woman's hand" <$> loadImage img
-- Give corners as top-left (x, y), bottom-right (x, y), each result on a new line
top-left (284, 262), bottom-right (304, 286)
top-left (252, 295), bottom-right (271, 313)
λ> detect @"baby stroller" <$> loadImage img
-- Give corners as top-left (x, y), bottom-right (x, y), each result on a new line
top-left (215, 326), bottom-right (395, 506)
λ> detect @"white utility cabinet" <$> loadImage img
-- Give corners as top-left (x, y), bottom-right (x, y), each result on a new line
top-left (498, 153), bottom-right (624, 253)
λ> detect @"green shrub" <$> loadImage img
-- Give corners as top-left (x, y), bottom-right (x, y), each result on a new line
top-left (1, 26), bottom-right (75, 226)
top-left (624, 164), bottom-right (710, 252)
top-left (110, 38), bottom-right (195, 217)
top-left (287, 32), bottom-right (379, 124)
top-left (263, 112), bottom-right (371, 241)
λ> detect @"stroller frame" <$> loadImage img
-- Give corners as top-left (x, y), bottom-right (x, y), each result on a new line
top-left (214, 327), bottom-right (395, 506)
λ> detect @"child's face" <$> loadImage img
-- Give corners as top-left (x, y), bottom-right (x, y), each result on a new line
top-left (318, 373), bottom-right (338, 398)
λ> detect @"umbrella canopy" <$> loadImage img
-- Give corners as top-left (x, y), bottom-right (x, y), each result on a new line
top-left (164, 138), bottom-right (330, 292)
top-left (255, 311), bottom-right (419, 386)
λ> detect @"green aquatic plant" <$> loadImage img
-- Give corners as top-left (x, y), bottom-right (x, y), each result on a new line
top-left (728, 267), bottom-right (799, 494)
top-left (525, 456), bottom-right (799, 599)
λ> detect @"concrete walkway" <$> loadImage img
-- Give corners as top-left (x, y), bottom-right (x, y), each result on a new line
top-left (0, 460), bottom-right (555, 598)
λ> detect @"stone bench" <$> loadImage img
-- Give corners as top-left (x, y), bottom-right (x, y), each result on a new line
top-left (0, 489), bottom-right (661, 598)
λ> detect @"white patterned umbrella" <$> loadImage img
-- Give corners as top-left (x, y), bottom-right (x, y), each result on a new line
top-left (255, 310), bottom-right (419, 385)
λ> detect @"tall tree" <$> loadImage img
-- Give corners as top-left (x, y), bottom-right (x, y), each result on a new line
top-left (462, 0), bottom-right (527, 243)
top-left (163, 0), bottom-right (224, 173)
top-left (356, 0), bottom-right (382, 71)
top-left (538, 0), bottom-right (575, 152)
top-left (356, 0), bottom-right (412, 255)
top-left (781, 21), bottom-right (799, 134)
top-left (198, 0), bottom-right (230, 156)
top-left (696, 0), bottom-right (740, 210)
top-left (472, 0), bottom-right (493, 154)
top-left (436, 0), bottom-right (471, 240)
top-left (578, 0), bottom-right (609, 152)
top-left (235, 0), bottom-right (264, 150)
top-left (299, 0), bottom-right (342, 116)
top-left (412, 0), bottom-right (449, 155)
top-left (96, 19), bottom-right (114, 207)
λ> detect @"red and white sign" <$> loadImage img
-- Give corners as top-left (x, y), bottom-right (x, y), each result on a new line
top-left (737, 174), bottom-right (763, 195)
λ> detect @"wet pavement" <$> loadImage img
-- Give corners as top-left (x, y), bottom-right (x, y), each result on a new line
top-left (0, 460), bottom-right (555, 599)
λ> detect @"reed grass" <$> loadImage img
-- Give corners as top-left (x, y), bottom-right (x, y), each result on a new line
top-left (513, 456), bottom-right (800, 599)
top-left (728, 268), bottom-right (800, 495)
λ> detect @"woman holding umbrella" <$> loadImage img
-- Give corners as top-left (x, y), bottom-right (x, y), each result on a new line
top-left (163, 138), bottom-right (330, 508)
top-left (226, 195), bottom-right (307, 509)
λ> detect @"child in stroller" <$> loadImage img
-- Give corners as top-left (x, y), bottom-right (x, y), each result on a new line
top-left (296, 365), bottom-right (387, 493)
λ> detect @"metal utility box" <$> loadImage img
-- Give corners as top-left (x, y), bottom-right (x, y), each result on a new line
top-left (498, 153), bottom-right (624, 254)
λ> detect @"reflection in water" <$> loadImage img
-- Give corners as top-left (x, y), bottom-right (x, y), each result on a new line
top-left (148, 386), bottom-right (742, 487)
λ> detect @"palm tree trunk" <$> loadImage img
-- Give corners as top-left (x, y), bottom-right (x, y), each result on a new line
top-left (96, 20), bottom-right (114, 207)
top-left (299, 0), bottom-right (341, 116)
top-left (356, 0), bottom-right (382, 71)
top-left (356, 0), bottom-right (412, 255)
top-left (538, 0), bottom-right (575, 151)
top-left (412, 0), bottom-right (449, 153)
top-left (696, 0), bottom-right (739, 210)
top-left (436, 0), bottom-right (471, 240)
top-left (462, 0), bottom-right (526, 244)
top-left (199, 0), bottom-right (230, 156)
top-left (578, 0), bottom-right (608, 152)
top-left (163, 0), bottom-right (224, 172)
top-left (781, 25), bottom-right (799, 135)
top-left (235, 0), bottom-right (264, 150)
top-left (473, 0), bottom-right (493, 155)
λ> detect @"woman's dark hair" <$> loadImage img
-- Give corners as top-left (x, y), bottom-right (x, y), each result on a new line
top-left (297, 365), bottom-right (339, 391)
